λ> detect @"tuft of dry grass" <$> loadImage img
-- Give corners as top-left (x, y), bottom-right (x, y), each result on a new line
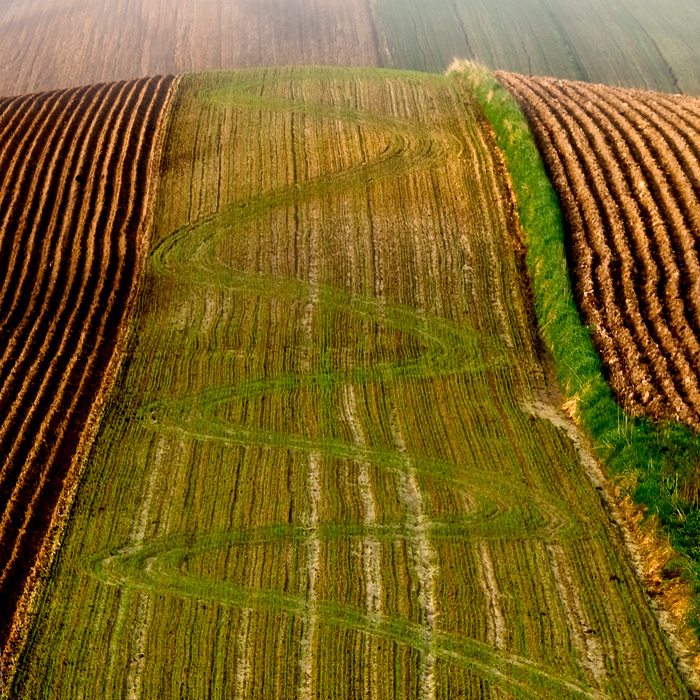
top-left (619, 494), bottom-right (700, 682)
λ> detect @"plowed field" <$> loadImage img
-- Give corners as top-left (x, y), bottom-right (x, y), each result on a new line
top-left (0, 75), bottom-right (175, 661)
top-left (10, 68), bottom-right (692, 698)
top-left (499, 72), bottom-right (700, 431)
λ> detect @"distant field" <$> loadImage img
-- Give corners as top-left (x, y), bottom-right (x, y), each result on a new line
top-left (376, 0), bottom-right (700, 93)
top-left (0, 75), bottom-right (174, 659)
top-left (0, 0), bottom-right (381, 96)
top-left (11, 67), bottom-right (690, 699)
top-left (1, 0), bottom-right (700, 95)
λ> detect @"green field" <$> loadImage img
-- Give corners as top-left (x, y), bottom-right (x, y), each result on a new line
top-left (11, 68), bottom-right (691, 698)
top-left (374, 0), bottom-right (700, 94)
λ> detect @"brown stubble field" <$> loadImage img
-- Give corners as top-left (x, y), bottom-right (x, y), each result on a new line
top-left (498, 72), bottom-right (700, 432)
top-left (0, 0), bottom-right (382, 96)
top-left (0, 74), bottom-right (176, 670)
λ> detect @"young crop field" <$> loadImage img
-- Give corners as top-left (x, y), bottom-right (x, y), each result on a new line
top-left (0, 74), bottom-right (176, 669)
top-left (498, 72), bottom-right (700, 434)
top-left (9, 66), bottom-right (693, 699)
top-left (374, 0), bottom-right (700, 94)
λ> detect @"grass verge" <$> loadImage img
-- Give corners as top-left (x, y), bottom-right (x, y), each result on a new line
top-left (451, 60), bottom-right (700, 640)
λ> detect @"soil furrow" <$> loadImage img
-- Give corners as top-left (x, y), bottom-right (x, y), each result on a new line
top-left (0, 84), bottom-right (114, 358)
top-left (501, 71), bottom-right (700, 426)
top-left (554, 79), bottom-right (700, 423)
top-left (0, 88), bottom-right (82, 313)
top-left (5, 76), bottom-right (171, 512)
top-left (0, 83), bottom-right (128, 521)
top-left (0, 75), bottom-right (175, 652)
top-left (566, 81), bottom-right (700, 415)
top-left (500, 73), bottom-right (658, 411)
top-left (0, 79), bottom-right (162, 569)
top-left (0, 80), bottom-right (143, 504)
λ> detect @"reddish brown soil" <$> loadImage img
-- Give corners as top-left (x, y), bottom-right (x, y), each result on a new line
top-left (0, 74), bottom-right (175, 652)
top-left (499, 72), bottom-right (700, 430)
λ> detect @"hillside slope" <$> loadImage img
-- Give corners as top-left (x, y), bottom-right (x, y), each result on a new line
top-left (11, 67), bottom-right (691, 699)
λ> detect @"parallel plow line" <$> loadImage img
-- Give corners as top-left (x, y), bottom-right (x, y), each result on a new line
top-left (505, 75), bottom-right (689, 418)
top-left (498, 72), bottom-right (700, 429)
top-left (0, 87), bottom-right (85, 304)
top-left (568, 80), bottom-right (700, 410)
top-left (0, 75), bottom-right (176, 652)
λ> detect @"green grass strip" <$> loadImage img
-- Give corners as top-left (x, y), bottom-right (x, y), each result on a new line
top-left (451, 61), bottom-right (700, 634)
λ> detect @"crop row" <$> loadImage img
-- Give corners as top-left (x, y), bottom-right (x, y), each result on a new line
top-left (498, 72), bottom-right (700, 431)
top-left (0, 74), bottom-right (175, 655)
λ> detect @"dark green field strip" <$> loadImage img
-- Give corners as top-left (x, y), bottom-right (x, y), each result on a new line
top-left (12, 68), bottom-right (691, 699)
top-left (374, 0), bottom-right (580, 78)
top-left (373, 0), bottom-right (700, 94)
